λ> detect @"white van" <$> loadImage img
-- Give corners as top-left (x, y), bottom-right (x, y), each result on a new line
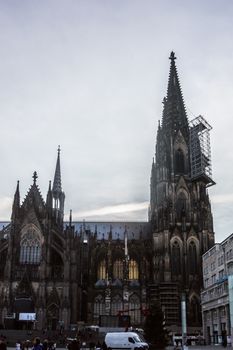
top-left (105, 332), bottom-right (149, 350)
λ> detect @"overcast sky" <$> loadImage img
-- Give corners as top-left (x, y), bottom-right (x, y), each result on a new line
top-left (0, 0), bottom-right (233, 243)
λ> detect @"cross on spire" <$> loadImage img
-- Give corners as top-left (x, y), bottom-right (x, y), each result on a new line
top-left (33, 171), bottom-right (38, 184)
top-left (169, 51), bottom-right (176, 61)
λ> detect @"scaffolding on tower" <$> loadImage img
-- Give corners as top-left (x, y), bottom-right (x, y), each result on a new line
top-left (189, 115), bottom-right (215, 187)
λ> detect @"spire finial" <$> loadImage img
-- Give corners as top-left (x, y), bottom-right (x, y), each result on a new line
top-left (33, 171), bottom-right (38, 184)
top-left (58, 145), bottom-right (61, 154)
top-left (169, 51), bottom-right (176, 61)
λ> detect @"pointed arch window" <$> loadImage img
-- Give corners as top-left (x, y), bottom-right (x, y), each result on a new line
top-left (177, 192), bottom-right (187, 220)
top-left (190, 296), bottom-right (200, 325)
top-left (94, 295), bottom-right (105, 320)
top-left (129, 260), bottom-right (139, 280)
top-left (20, 230), bottom-right (41, 264)
top-left (171, 241), bottom-right (181, 275)
top-left (97, 260), bottom-right (107, 280)
top-left (129, 294), bottom-right (140, 325)
top-left (113, 259), bottom-right (123, 279)
top-left (111, 294), bottom-right (123, 315)
top-left (189, 241), bottom-right (197, 274)
top-left (175, 149), bottom-right (185, 174)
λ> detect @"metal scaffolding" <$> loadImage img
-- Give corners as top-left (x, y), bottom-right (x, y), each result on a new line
top-left (189, 115), bottom-right (214, 186)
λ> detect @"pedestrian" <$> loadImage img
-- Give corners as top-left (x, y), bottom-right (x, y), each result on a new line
top-left (32, 338), bottom-right (43, 350)
top-left (25, 340), bottom-right (30, 350)
top-left (102, 341), bottom-right (107, 350)
top-left (42, 339), bottom-right (48, 350)
top-left (71, 339), bottom-right (80, 350)
top-left (0, 339), bottom-right (7, 350)
top-left (16, 341), bottom-right (21, 350)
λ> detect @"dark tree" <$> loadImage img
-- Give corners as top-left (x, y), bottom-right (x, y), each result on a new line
top-left (144, 303), bottom-right (168, 349)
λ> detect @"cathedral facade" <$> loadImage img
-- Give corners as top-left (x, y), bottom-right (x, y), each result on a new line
top-left (0, 52), bottom-right (215, 333)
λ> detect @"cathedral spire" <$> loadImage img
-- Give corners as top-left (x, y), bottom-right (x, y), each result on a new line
top-left (162, 51), bottom-right (189, 140)
top-left (52, 145), bottom-right (62, 194)
top-left (51, 146), bottom-right (65, 224)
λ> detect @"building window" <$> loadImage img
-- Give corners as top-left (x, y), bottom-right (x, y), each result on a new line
top-left (175, 149), bottom-right (185, 174)
top-left (221, 308), bottom-right (226, 317)
top-left (204, 278), bottom-right (209, 288)
top-left (94, 295), bottom-right (105, 319)
top-left (113, 259), bottom-right (123, 279)
top-left (129, 294), bottom-right (141, 325)
top-left (176, 193), bottom-right (187, 220)
top-left (211, 262), bottom-right (216, 271)
top-left (98, 260), bottom-right (107, 280)
top-left (111, 294), bottom-right (123, 315)
top-left (218, 255), bottom-right (224, 266)
top-left (20, 231), bottom-right (41, 264)
top-left (189, 241), bottom-right (197, 274)
top-left (219, 269), bottom-right (224, 280)
top-left (171, 241), bottom-right (181, 275)
top-left (190, 296), bottom-right (200, 325)
top-left (129, 260), bottom-right (139, 280)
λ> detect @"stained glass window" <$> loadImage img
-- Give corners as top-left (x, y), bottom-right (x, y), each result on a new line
top-left (20, 229), bottom-right (41, 264)
top-left (129, 260), bottom-right (139, 280)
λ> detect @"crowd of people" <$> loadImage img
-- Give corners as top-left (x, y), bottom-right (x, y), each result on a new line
top-left (0, 336), bottom-right (57, 350)
top-left (0, 334), bottom-right (108, 350)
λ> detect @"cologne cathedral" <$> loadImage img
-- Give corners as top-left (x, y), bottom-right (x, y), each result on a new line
top-left (0, 52), bottom-right (215, 333)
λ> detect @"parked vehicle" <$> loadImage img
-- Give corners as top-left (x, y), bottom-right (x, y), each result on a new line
top-left (105, 332), bottom-right (149, 350)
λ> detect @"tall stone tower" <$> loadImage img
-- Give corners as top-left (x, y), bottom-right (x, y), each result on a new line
top-left (149, 52), bottom-right (215, 329)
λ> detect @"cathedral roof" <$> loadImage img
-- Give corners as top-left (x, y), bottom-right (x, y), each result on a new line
top-left (1, 220), bottom-right (151, 240)
top-left (69, 221), bottom-right (151, 240)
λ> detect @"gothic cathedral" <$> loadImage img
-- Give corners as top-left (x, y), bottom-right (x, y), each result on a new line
top-left (0, 52), bottom-right (215, 333)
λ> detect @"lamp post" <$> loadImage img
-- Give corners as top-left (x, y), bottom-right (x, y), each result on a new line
top-left (181, 293), bottom-right (187, 349)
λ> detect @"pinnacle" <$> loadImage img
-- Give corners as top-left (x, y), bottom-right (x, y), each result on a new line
top-left (52, 146), bottom-right (62, 194)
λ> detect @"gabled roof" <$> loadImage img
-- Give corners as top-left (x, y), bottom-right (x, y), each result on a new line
top-left (21, 172), bottom-right (45, 211)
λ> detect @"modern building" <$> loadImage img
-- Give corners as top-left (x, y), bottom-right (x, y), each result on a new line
top-left (0, 52), bottom-right (215, 333)
top-left (201, 234), bottom-right (233, 345)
